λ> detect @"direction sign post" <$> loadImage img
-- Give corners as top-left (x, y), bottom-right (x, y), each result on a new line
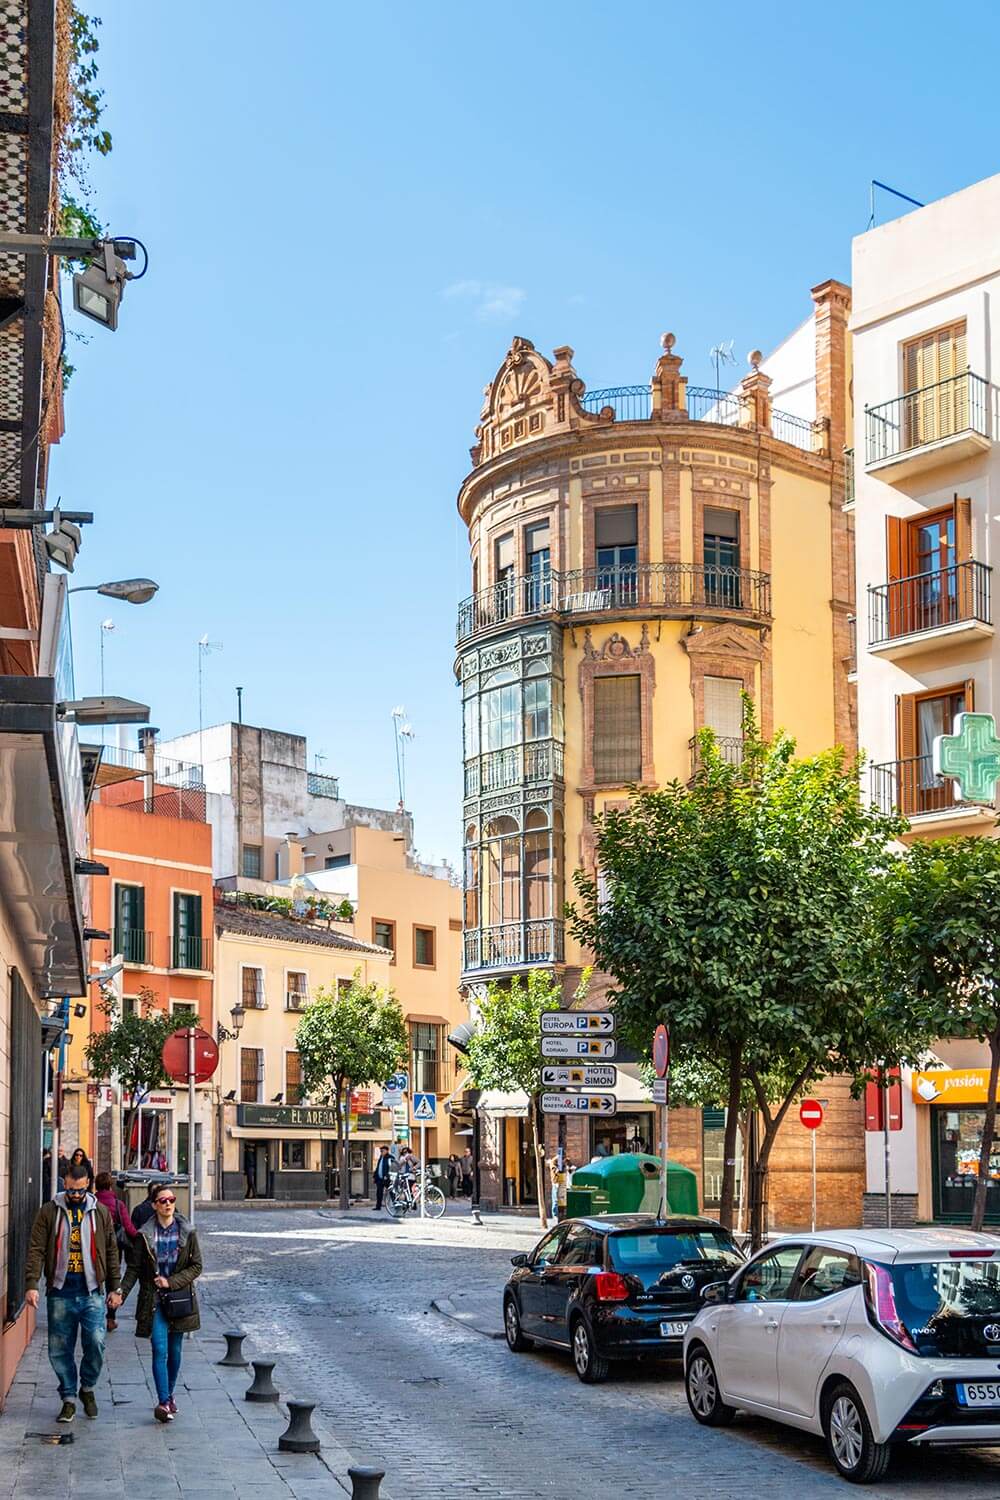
top-left (541, 1094), bottom-right (616, 1115)
top-left (540, 1036), bottom-right (616, 1059)
top-left (799, 1098), bottom-right (825, 1233)
top-left (539, 1065), bottom-right (617, 1090)
top-left (413, 1092), bottom-right (437, 1220)
top-left (540, 1011), bottom-right (616, 1035)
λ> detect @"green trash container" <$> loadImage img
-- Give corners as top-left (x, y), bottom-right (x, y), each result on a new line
top-left (564, 1186), bottom-right (596, 1218)
top-left (569, 1153), bottom-right (698, 1217)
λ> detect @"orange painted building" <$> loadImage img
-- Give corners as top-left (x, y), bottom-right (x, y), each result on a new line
top-left (62, 771), bottom-right (215, 1197)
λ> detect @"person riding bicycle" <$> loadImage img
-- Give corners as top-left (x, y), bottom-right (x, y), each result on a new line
top-left (397, 1146), bottom-right (420, 1205)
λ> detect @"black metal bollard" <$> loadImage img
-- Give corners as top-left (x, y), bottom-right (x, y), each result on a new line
top-left (348, 1466), bottom-right (385, 1499)
top-left (278, 1398), bottom-right (321, 1454)
top-left (217, 1330), bottom-right (250, 1368)
top-left (245, 1357), bottom-right (280, 1403)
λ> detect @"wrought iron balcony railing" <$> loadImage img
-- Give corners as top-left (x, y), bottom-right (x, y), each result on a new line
top-left (867, 561), bottom-right (991, 646)
top-left (577, 383), bottom-right (823, 452)
top-left (464, 739), bottom-right (564, 797)
top-left (688, 735), bottom-right (744, 776)
top-left (171, 934), bottom-right (212, 972)
top-left (865, 371), bottom-right (989, 466)
top-left (114, 928), bottom-right (153, 966)
top-left (456, 562), bottom-right (771, 643)
top-left (870, 754), bottom-right (982, 819)
top-left (463, 918), bottom-right (565, 973)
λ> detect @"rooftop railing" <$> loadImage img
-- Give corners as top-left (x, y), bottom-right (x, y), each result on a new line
top-left (457, 561), bottom-right (771, 643)
top-left (307, 770), bottom-right (340, 799)
top-left (99, 744), bottom-right (204, 788)
top-left (579, 383), bottom-right (821, 453)
top-left (865, 370), bottom-right (989, 466)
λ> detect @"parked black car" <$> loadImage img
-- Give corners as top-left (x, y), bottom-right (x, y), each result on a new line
top-left (503, 1213), bottom-right (744, 1383)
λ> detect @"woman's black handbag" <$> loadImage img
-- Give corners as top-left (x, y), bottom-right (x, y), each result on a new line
top-left (158, 1284), bottom-right (195, 1321)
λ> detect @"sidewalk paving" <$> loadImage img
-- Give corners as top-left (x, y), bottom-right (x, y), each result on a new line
top-left (431, 1290), bottom-right (504, 1340)
top-left (0, 1290), bottom-right (387, 1500)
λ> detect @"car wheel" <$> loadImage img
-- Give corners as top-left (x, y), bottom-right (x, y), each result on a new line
top-left (503, 1296), bottom-right (533, 1353)
top-left (571, 1317), bottom-right (609, 1384)
top-left (824, 1381), bottom-right (892, 1484)
top-left (685, 1346), bottom-right (735, 1427)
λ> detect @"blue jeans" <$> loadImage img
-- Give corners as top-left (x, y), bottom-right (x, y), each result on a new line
top-left (150, 1303), bottom-right (184, 1404)
top-left (47, 1292), bottom-right (107, 1398)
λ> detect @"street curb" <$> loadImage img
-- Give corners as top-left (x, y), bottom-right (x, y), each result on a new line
top-left (431, 1296), bottom-right (504, 1340)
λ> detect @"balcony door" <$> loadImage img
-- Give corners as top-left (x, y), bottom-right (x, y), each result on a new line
top-left (114, 883), bottom-right (146, 965)
top-left (524, 521), bottom-right (551, 614)
top-left (910, 510), bottom-right (956, 632)
top-left (595, 506), bottom-right (638, 605)
top-left (172, 891), bottom-right (203, 970)
top-left (902, 321), bottom-right (967, 449)
top-left (896, 683), bottom-right (971, 814)
top-left (703, 507), bottom-right (741, 609)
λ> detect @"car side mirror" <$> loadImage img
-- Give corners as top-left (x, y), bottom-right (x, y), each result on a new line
top-left (510, 1252), bottom-right (529, 1268)
top-left (701, 1281), bottom-right (731, 1306)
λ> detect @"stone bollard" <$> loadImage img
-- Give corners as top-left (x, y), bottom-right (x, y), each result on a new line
top-left (278, 1398), bottom-right (321, 1454)
top-left (218, 1330), bottom-right (250, 1368)
top-left (348, 1467), bottom-right (385, 1499)
top-left (245, 1357), bottom-right (280, 1403)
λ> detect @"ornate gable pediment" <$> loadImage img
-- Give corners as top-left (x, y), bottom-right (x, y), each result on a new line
top-left (682, 623), bottom-right (766, 662)
top-left (473, 339), bottom-right (599, 465)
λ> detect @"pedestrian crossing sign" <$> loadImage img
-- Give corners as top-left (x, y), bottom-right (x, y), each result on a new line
top-left (413, 1092), bottom-right (437, 1121)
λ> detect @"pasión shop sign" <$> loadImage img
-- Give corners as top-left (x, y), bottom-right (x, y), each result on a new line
top-left (237, 1103), bottom-right (377, 1130)
top-left (911, 1070), bottom-right (998, 1106)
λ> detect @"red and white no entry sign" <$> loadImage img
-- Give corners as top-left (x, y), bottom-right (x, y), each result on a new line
top-left (652, 1024), bottom-right (670, 1079)
top-left (799, 1098), bottom-right (824, 1130)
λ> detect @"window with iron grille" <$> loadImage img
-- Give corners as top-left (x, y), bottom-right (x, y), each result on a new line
top-left (242, 966), bottom-right (264, 1008)
top-left (410, 1022), bottom-right (440, 1094)
top-left (6, 968), bottom-right (41, 1325)
top-left (286, 971), bottom-right (308, 1010)
top-left (240, 1047), bottom-right (264, 1103)
top-left (593, 675), bottom-right (641, 783)
top-left (285, 1051), bottom-right (303, 1105)
top-left (241, 844), bottom-right (262, 879)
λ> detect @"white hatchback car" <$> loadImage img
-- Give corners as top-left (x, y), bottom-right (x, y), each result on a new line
top-left (683, 1228), bottom-right (1000, 1483)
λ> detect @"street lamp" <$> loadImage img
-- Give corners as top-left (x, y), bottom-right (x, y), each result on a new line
top-left (69, 578), bottom-right (159, 605)
top-left (0, 232), bottom-right (146, 334)
top-left (217, 1002), bottom-right (245, 1044)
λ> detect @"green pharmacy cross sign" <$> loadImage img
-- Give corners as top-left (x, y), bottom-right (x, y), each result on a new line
top-left (933, 712), bottom-right (1000, 804)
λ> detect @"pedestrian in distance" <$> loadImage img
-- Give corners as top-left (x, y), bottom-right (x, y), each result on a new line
top-left (243, 1143), bottom-right (257, 1199)
top-left (373, 1144), bottom-right (392, 1210)
top-left (461, 1147), bottom-right (474, 1198)
top-left (120, 1183), bottom-right (203, 1424)
top-left (94, 1173), bottom-right (136, 1331)
top-left (131, 1181), bottom-right (162, 1232)
top-left (24, 1160), bottom-right (122, 1423)
top-left (68, 1147), bottom-right (95, 1190)
top-left (446, 1153), bottom-right (461, 1198)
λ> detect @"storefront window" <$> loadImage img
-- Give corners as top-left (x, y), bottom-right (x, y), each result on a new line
top-left (281, 1140), bottom-right (306, 1170)
top-left (936, 1107), bottom-right (1000, 1221)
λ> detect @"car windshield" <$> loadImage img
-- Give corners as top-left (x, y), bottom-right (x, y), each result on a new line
top-left (887, 1258), bottom-right (1000, 1357)
top-left (609, 1230), bottom-right (742, 1289)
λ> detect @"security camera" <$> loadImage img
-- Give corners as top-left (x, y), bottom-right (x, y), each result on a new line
top-left (86, 960), bottom-right (124, 986)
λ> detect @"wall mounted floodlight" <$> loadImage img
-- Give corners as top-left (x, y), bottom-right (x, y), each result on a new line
top-left (72, 241), bottom-right (134, 331)
top-left (57, 695), bottom-right (150, 726)
top-left (69, 578), bottom-right (159, 605)
top-left (75, 857), bottom-right (109, 876)
top-left (43, 510), bottom-right (83, 572)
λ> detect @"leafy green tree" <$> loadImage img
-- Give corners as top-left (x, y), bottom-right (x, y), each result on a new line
top-left (466, 969), bottom-right (590, 1229)
top-left (295, 971), bottom-right (408, 1210)
top-left (84, 986), bottom-right (195, 1169)
top-left (571, 711), bottom-right (906, 1242)
top-left (870, 836), bottom-right (1000, 1231)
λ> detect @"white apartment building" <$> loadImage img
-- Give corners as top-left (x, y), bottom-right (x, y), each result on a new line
top-left (853, 171), bottom-right (1000, 1226)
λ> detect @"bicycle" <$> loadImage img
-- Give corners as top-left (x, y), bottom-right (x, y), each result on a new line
top-left (384, 1169), bottom-right (445, 1220)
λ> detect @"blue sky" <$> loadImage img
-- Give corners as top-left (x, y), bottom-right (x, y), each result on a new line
top-left (55, 1), bottom-right (1000, 865)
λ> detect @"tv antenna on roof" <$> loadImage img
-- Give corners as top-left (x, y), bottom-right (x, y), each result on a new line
top-left (197, 635), bottom-right (223, 772)
top-left (709, 339), bottom-right (736, 394)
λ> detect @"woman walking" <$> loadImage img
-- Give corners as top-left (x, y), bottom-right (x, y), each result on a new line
top-left (120, 1184), bottom-right (202, 1423)
top-left (68, 1147), bottom-right (94, 1190)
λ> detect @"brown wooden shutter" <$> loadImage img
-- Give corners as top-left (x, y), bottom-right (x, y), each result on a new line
top-left (895, 694), bottom-right (918, 816)
top-left (886, 516), bottom-right (906, 636)
top-left (955, 496), bottom-right (973, 561)
top-left (965, 678), bottom-right (976, 711)
top-left (955, 496), bottom-right (973, 617)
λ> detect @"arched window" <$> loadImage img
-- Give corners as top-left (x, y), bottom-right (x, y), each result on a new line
top-left (464, 824), bottom-right (479, 929)
top-left (483, 815), bottom-right (519, 925)
top-left (523, 661), bottom-right (551, 742)
top-left (481, 668), bottom-right (522, 752)
top-left (524, 807), bottom-right (552, 920)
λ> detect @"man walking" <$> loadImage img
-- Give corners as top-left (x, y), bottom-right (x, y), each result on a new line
top-left (461, 1147), bottom-right (475, 1200)
top-left (24, 1160), bottom-right (121, 1422)
top-left (373, 1144), bottom-right (391, 1210)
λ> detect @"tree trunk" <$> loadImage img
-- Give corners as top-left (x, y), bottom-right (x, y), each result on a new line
top-left (122, 1104), bottom-right (137, 1171)
top-left (747, 1066), bottom-right (812, 1250)
top-left (529, 1095), bottom-right (547, 1229)
top-left (339, 1079), bottom-right (351, 1211)
top-left (972, 1026), bottom-right (1000, 1231)
top-left (718, 1043), bottom-right (742, 1231)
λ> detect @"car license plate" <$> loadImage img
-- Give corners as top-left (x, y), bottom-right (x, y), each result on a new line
top-left (959, 1382), bottom-right (1000, 1407)
top-left (660, 1320), bottom-right (687, 1338)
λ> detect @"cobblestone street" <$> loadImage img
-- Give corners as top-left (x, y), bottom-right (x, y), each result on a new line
top-left (197, 1208), bottom-right (1000, 1499)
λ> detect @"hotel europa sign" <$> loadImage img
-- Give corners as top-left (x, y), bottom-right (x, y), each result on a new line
top-left (236, 1103), bottom-right (377, 1130)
